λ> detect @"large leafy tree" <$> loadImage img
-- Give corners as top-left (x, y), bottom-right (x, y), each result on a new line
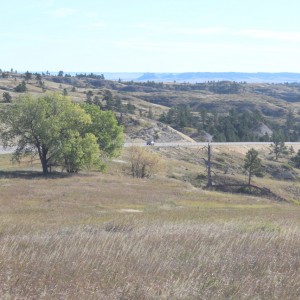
top-left (244, 148), bottom-right (263, 185)
top-left (82, 104), bottom-right (124, 158)
top-left (0, 93), bottom-right (123, 174)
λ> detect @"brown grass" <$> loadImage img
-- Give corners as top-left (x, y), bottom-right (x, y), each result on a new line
top-left (0, 150), bottom-right (299, 299)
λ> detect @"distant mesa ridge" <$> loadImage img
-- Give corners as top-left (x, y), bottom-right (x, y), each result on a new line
top-left (135, 72), bottom-right (300, 83)
top-left (29, 71), bottom-right (300, 83)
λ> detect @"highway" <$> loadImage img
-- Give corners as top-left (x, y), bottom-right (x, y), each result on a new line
top-left (1, 142), bottom-right (300, 155)
top-left (124, 142), bottom-right (300, 148)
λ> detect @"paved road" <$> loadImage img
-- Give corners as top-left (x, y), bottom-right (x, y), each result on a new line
top-left (1, 142), bottom-right (300, 155)
top-left (124, 142), bottom-right (300, 148)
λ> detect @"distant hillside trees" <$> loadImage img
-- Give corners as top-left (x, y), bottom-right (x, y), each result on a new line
top-left (159, 105), bottom-right (194, 129)
top-left (0, 93), bottom-right (123, 175)
top-left (75, 73), bottom-right (105, 80)
top-left (159, 107), bottom-right (269, 142)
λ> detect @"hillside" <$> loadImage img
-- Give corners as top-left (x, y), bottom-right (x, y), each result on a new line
top-left (2, 72), bottom-right (300, 143)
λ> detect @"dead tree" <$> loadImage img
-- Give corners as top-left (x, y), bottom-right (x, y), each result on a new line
top-left (201, 143), bottom-right (213, 188)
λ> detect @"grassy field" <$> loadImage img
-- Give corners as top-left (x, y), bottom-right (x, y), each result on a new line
top-left (1, 74), bottom-right (300, 298)
top-left (0, 149), bottom-right (299, 299)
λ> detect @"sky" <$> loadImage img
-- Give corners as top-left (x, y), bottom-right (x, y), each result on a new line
top-left (1, 0), bottom-right (300, 73)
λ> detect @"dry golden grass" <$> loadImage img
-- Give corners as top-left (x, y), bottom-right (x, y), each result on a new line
top-left (0, 151), bottom-right (299, 299)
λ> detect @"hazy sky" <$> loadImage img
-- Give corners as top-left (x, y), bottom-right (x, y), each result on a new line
top-left (2, 0), bottom-right (300, 72)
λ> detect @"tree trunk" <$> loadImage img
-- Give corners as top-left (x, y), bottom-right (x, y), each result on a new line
top-left (206, 144), bottom-right (212, 188)
top-left (37, 143), bottom-right (49, 175)
top-left (248, 170), bottom-right (251, 185)
top-left (41, 159), bottom-right (49, 175)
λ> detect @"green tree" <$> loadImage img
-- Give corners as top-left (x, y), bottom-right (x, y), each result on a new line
top-left (126, 103), bottom-right (135, 114)
top-left (82, 104), bottom-right (124, 158)
top-left (85, 90), bottom-right (94, 104)
top-left (244, 148), bottom-right (263, 185)
top-left (103, 90), bottom-right (114, 110)
top-left (0, 93), bottom-right (121, 175)
top-left (3, 92), bottom-right (12, 103)
top-left (285, 109), bottom-right (295, 134)
top-left (269, 132), bottom-right (287, 161)
top-left (35, 73), bottom-right (42, 82)
top-left (200, 109), bottom-right (207, 128)
top-left (63, 88), bottom-right (68, 96)
top-left (147, 107), bottom-right (153, 119)
top-left (14, 81), bottom-right (27, 92)
top-left (24, 71), bottom-right (32, 82)
top-left (60, 132), bottom-right (101, 173)
top-left (289, 146), bottom-right (295, 155)
top-left (93, 96), bottom-right (101, 107)
top-left (291, 150), bottom-right (300, 168)
top-left (114, 96), bottom-right (122, 112)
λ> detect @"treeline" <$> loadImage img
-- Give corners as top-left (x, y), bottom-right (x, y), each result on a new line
top-left (85, 89), bottom-right (136, 116)
top-left (119, 80), bottom-right (243, 94)
top-left (159, 106), bottom-right (300, 142)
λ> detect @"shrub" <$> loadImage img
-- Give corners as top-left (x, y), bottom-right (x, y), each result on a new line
top-left (129, 146), bottom-right (162, 178)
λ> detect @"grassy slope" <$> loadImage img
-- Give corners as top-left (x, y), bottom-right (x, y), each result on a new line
top-left (0, 147), bottom-right (299, 299)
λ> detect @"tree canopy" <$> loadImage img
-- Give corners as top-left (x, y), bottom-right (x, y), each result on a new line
top-left (0, 93), bottom-right (123, 174)
top-left (82, 104), bottom-right (124, 158)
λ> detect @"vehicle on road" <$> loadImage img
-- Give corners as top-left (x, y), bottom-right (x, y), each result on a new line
top-left (146, 140), bottom-right (155, 146)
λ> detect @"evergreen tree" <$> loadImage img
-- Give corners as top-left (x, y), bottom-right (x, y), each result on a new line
top-left (3, 92), bottom-right (12, 103)
top-left (244, 148), bottom-right (263, 185)
top-left (103, 90), bottom-right (114, 110)
top-left (24, 71), bottom-right (32, 82)
top-left (291, 150), bottom-right (300, 168)
top-left (269, 132), bottom-right (287, 161)
top-left (85, 90), bottom-right (94, 104)
top-left (14, 81), bottom-right (27, 92)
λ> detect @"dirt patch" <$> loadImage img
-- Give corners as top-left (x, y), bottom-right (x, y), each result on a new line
top-left (119, 209), bottom-right (143, 213)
